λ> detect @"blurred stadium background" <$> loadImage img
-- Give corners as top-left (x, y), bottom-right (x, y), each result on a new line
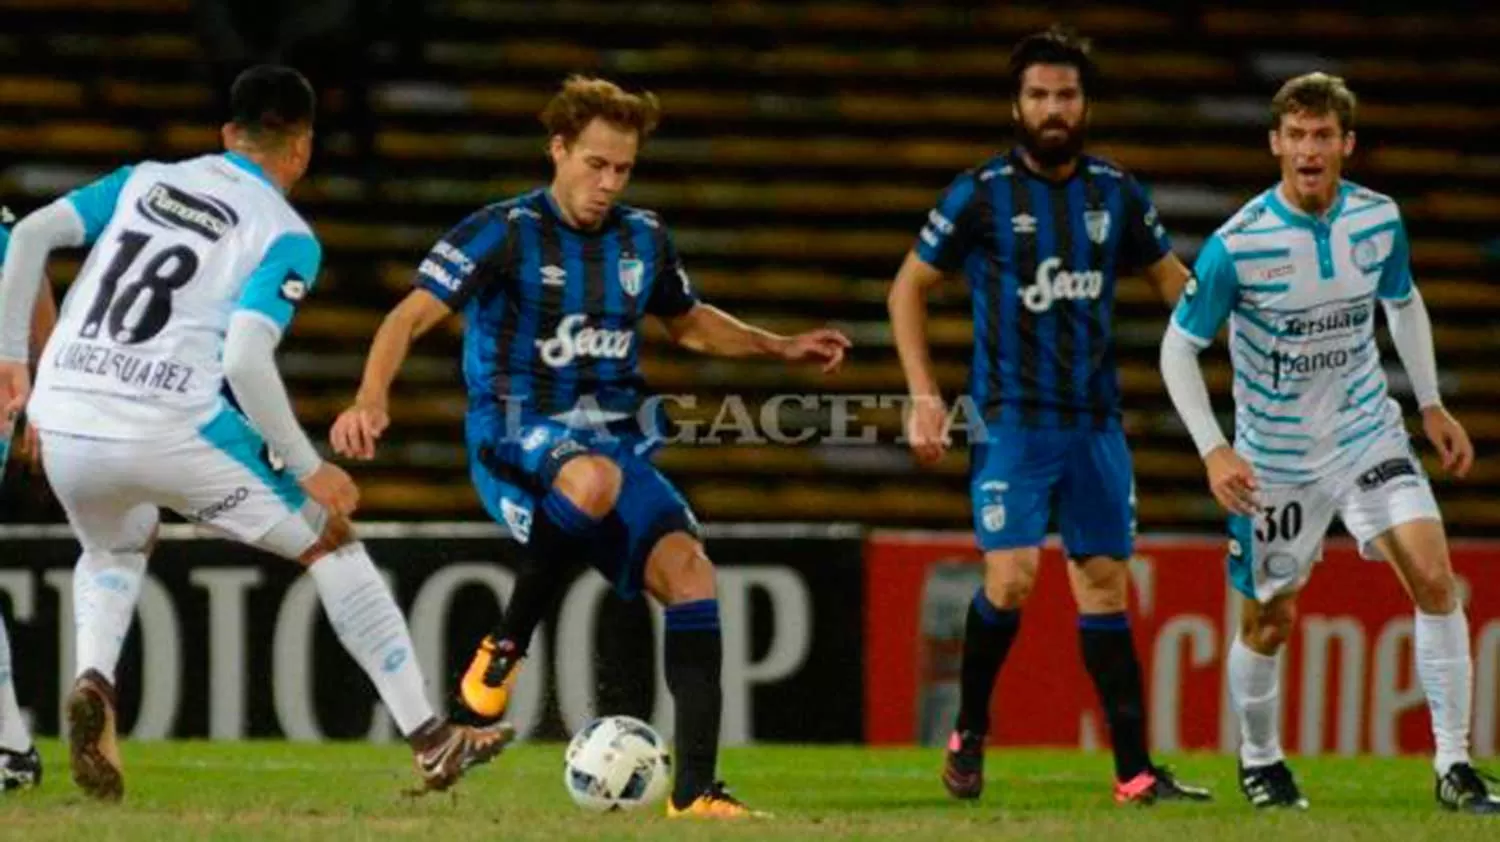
top-left (4, 0), bottom-right (1498, 534)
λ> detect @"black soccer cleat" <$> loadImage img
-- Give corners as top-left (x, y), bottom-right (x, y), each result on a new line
top-left (1145, 765), bottom-right (1213, 802)
top-left (942, 730), bottom-right (985, 800)
top-left (1239, 760), bottom-right (1309, 810)
top-left (0, 745), bottom-right (41, 792)
top-left (1436, 763), bottom-right (1500, 814)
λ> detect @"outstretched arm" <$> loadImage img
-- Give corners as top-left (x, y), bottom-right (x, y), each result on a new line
top-left (330, 289), bottom-right (453, 460)
top-left (660, 302), bottom-right (849, 370)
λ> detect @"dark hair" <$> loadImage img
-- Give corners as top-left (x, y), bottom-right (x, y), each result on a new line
top-left (1271, 72), bottom-right (1357, 132)
top-left (230, 65), bottom-right (316, 139)
top-left (540, 75), bottom-right (661, 146)
top-left (1009, 25), bottom-right (1099, 98)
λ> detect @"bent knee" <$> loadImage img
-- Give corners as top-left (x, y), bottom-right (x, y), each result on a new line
top-left (554, 455), bottom-right (623, 518)
top-left (1409, 569), bottom-right (1458, 614)
top-left (1241, 605), bottom-right (1295, 652)
top-left (983, 552), bottom-right (1039, 608)
top-left (297, 514), bottom-right (356, 567)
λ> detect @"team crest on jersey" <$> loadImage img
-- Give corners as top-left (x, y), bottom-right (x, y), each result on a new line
top-left (136, 183), bottom-right (239, 242)
top-left (618, 257), bottom-right (644, 297)
top-left (1084, 209), bottom-right (1111, 244)
top-left (1351, 238), bottom-right (1382, 273)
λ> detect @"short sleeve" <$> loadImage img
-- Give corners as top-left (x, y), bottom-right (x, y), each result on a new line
top-left (645, 228), bottom-right (698, 318)
top-left (234, 232), bottom-right (322, 333)
top-left (415, 208), bottom-right (512, 309)
top-left (1171, 234), bottom-right (1238, 346)
top-left (65, 165), bottom-right (135, 245)
top-left (914, 172), bottom-right (979, 272)
top-left (1376, 216), bottom-right (1414, 302)
top-left (1119, 174), bottom-right (1172, 271)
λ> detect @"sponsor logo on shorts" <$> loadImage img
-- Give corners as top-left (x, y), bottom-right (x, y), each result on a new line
top-left (194, 486), bottom-right (250, 523)
top-left (546, 438), bottom-right (587, 464)
top-left (1263, 551), bottom-right (1299, 579)
top-left (1357, 457), bottom-right (1418, 492)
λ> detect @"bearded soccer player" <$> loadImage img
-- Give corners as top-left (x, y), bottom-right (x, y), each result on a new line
top-left (1161, 72), bottom-right (1499, 814)
top-left (330, 75), bottom-right (849, 818)
top-left (888, 27), bottom-right (1211, 805)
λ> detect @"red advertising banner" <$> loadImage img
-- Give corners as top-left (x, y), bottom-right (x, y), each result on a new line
top-left (865, 532), bottom-right (1500, 757)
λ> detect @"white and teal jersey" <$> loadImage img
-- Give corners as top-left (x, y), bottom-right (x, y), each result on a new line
top-left (29, 153), bottom-right (320, 440)
top-left (1171, 181), bottom-right (1413, 484)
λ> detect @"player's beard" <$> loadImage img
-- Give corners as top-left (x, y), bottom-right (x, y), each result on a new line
top-left (1018, 117), bottom-right (1086, 169)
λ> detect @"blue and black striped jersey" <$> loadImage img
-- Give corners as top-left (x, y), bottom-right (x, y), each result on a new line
top-left (916, 149), bottom-right (1172, 428)
top-left (415, 188), bottom-right (698, 421)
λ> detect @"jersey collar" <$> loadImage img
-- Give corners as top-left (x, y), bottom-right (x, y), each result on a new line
top-left (1266, 181), bottom-right (1350, 230)
top-left (223, 152), bottom-right (278, 191)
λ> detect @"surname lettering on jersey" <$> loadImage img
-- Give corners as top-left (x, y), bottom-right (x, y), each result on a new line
top-left (52, 339), bottom-right (195, 394)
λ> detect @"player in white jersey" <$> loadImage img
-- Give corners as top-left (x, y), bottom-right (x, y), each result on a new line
top-left (0, 66), bottom-right (510, 800)
top-left (1160, 73), bottom-right (1497, 814)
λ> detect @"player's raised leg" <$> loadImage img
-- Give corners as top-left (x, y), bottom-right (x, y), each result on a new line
top-left (458, 450), bottom-right (620, 723)
top-left (266, 513), bottom-right (514, 792)
top-left (1368, 519), bottom-right (1500, 814)
top-left (643, 531), bottom-right (758, 819)
top-left (0, 611), bottom-right (41, 792)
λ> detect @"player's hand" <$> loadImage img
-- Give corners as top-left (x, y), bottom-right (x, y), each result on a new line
top-left (299, 461), bottom-right (360, 518)
top-left (14, 422), bottom-right (43, 473)
top-left (905, 394), bottom-right (949, 466)
top-left (1204, 445), bottom-right (1259, 516)
top-left (1421, 405), bottom-right (1474, 478)
top-left (0, 361), bottom-right (30, 425)
top-left (330, 402), bottom-right (390, 461)
top-left (778, 328), bottom-right (851, 373)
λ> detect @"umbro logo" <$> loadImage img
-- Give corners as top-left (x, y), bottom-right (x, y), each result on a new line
top-left (1011, 214), bottom-right (1036, 234)
top-left (541, 265), bottom-right (566, 287)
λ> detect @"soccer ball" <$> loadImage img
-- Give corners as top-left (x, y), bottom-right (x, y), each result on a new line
top-left (563, 715), bottom-right (672, 811)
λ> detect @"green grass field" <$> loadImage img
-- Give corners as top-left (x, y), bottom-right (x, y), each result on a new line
top-left (2, 740), bottom-right (1495, 841)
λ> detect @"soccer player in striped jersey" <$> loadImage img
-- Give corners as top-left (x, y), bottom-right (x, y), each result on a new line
top-left (0, 205), bottom-right (54, 792)
top-left (1161, 73), bottom-right (1498, 814)
top-left (330, 75), bottom-right (849, 818)
top-left (889, 27), bottom-right (1210, 805)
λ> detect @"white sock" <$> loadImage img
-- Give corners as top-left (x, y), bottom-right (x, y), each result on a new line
top-left (1230, 636), bottom-right (1285, 768)
top-left (73, 551), bottom-right (146, 685)
top-left (309, 543), bottom-right (435, 736)
top-left (1416, 606), bottom-right (1472, 774)
top-left (0, 612), bottom-right (33, 752)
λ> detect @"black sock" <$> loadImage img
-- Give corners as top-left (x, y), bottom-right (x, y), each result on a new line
top-left (665, 599), bottom-right (722, 809)
top-left (490, 488), bottom-right (600, 649)
top-left (1079, 612), bottom-right (1151, 781)
top-left (955, 589), bottom-right (1021, 736)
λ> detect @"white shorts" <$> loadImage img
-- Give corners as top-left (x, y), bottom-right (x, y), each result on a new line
top-left (1227, 427), bottom-right (1441, 603)
top-left (39, 406), bottom-right (323, 559)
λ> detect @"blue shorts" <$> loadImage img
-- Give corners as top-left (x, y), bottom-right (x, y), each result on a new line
top-left (466, 412), bottom-right (700, 600)
top-left (969, 422), bottom-right (1136, 559)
